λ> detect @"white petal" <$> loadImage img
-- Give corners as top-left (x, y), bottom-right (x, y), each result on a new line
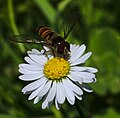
top-left (75, 94), bottom-right (82, 100)
top-left (32, 49), bottom-right (41, 54)
top-left (22, 77), bottom-right (46, 92)
top-left (85, 67), bottom-right (98, 73)
top-left (19, 64), bottom-right (43, 71)
top-left (38, 80), bottom-right (52, 97)
top-left (27, 51), bottom-right (32, 54)
top-left (19, 68), bottom-right (43, 74)
top-left (28, 80), bottom-right (47, 100)
top-left (70, 66), bottom-right (85, 71)
top-left (79, 52), bottom-right (92, 62)
top-left (66, 96), bottom-right (74, 105)
top-left (43, 46), bottom-right (50, 51)
top-left (34, 96), bottom-right (42, 104)
top-left (63, 79), bottom-right (75, 105)
top-left (79, 83), bottom-right (93, 92)
top-left (66, 78), bottom-right (83, 96)
top-left (83, 78), bottom-right (95, 83)
top-left (19, 72), bottom-right (44, 81)
top-left (47, 101), bottom-right (53, 108)
top-left (76, 72), bottom-right (95, 79)
top-left (93, 78), bottom-right (97, 82)
top-left (68, 71), bottom-right (95, 84)
top-left (68, 72), bottom-right (83, 83)
top-left (70, 44), bottom-right (86, 63)
top-left (56, 82), bottom-right (66, 104)
top-left (47, 81), bottom-right (57, 102)
top-left (24, 56), bottom-right (37, 65)
top-left (27, 49), bottom-right (42, 55)
top-left (70, 44), bottom-right (76, 51)
top-left (42, 99), bottom-right (48, 109)
top-left (71, 52), bottom-right (92, 66)
top-left (70, 66), bottom-right (98, 73)
top-left (40, 49), bottom-right (45, 54)
top-left (55, 98), bottom-right (60, 110)
top-left (28, 54), bottom-right (47, 65)
top-left (70, 45), bottom-right (79, 56)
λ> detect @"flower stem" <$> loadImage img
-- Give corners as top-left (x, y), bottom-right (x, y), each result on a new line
top-left (51, 106), bottom-right (63, 118)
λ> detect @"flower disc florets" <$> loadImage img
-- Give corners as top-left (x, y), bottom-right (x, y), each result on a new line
top-left (44, 57), bottom-right (70, 80)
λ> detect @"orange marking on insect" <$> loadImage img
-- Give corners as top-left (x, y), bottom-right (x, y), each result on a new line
top-left (41, 30), bottom-right (51, 38)
top-left (39, 27), bottom-right (49, 33)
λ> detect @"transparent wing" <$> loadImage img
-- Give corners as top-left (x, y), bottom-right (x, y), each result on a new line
top-left (9, 33), bottom-right (45, 44)
top-left (60, 21), bottom-right (77, 39)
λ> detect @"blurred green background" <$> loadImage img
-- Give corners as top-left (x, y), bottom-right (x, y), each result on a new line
top-left (0, 0), bottom-right (120, 118)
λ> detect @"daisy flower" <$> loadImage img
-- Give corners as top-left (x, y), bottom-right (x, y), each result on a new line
top-left (18, 44), bottom-right (98, 110)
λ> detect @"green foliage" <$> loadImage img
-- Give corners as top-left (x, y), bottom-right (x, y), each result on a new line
top-left (89, 28), bottom-right (120, 95)
top-left (93, 108), bottom-right (120, 118)
top-left (0, 0), bottom-right (120, 118)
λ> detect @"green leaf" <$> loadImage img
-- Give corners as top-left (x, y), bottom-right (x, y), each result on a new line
top-left (89, 28), bottom-right (120, 56)
top-left (93, 108), bottom-right (120, 118)
top-left (91, 76), bottom-right (107, 95)
top-left (58, 0), bottom-right (72, 11)
top-left (0, 114), bottom-right (13, 118)
top-left (89, 28), bottom-right (120, 94)
top-left (110, 77), bottom-right (120, 94)
top-left (9, 108), bottom-right (26, 118)
top-left (77, 0), bottom-right (93, 26)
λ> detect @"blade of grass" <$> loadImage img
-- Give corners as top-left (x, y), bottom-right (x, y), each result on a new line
top-left (7, 0), bottom-right (25, 53)
top-left (58, 0), bottom-right (72, 11)
top-left (0, 36), bottom-right (20, 63)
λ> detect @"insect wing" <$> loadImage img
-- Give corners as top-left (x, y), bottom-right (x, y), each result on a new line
top-left (61, 22), bottom-right (76, 39)
top-left (9, 33), bottom-right (45, 44)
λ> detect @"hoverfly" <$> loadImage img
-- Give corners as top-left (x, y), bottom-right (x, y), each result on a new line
top-left (10, 23), bottom-right (76, 59)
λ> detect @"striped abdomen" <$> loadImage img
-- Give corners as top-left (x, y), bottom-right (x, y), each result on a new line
top-left (37, 26), bottom-right (56, 44)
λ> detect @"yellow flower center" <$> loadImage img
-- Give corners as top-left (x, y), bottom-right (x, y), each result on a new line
top-left (44, 57), bottom-right (70, 80)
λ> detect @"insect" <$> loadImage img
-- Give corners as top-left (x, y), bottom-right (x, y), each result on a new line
top-left (10, 23), bottom-right (76, 59)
